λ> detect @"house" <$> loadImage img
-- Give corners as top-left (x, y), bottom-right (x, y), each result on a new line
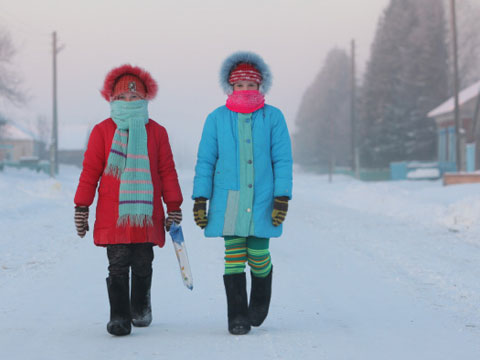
top-left (427, 80), bottom-right (480, 185)
top-left (0, 121), bottom-right (45, 162)
top-left (427, 80), bottom-right (480, 172)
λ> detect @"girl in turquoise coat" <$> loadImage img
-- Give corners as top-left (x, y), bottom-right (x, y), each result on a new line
top-left (192, 51), bottom-right (293, 335)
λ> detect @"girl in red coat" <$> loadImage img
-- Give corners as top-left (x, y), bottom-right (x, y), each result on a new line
top-left (74, 64), bottom-right (183, 336)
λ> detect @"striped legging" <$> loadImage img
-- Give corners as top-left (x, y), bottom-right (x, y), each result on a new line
top-left (224, 236), bottom-right (272, 278)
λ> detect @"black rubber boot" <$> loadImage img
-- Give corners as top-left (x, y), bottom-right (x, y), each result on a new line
top-left (131, 272), bottom-right (152, 327)
top-left (106, 275), bottom-right (131, 336)
top-left (223, 273), bottom-right (251, 335)
top-left (248, 267), bottom-right (272, 327)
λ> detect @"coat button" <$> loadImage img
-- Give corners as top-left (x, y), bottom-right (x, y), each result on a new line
top-left (247, 160), bottom-right (252, 164)
top-left (246, 208), bottom-right (251, 212)
top-left (246, 139), bottom-right (251, 143)
top-left (248, 184), bottom-right (253, 188)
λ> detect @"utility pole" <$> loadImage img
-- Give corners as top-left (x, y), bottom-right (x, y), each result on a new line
top-left (50, 31), bottom-right (64, 177)
top-left (450, 0), bottom-right (463, 172)
top-left (351, 39), bottom-right (358, 178)
top-left (472, 90), bottom-right (480, 170)
top-left (328, 97), bottom-right (335, 183)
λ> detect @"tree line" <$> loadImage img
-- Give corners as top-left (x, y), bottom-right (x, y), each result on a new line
top-left (294, 0), bottom-right (480, 170)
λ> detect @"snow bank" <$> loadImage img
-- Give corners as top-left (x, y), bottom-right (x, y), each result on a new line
top-left (316, 175), bottom-right (480, 244)
top-left (0, 165), bottom-right (81, 283)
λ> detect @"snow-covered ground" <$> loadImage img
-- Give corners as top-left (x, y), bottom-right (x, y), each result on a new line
top-left (1, 165), bottom-right (480, 359)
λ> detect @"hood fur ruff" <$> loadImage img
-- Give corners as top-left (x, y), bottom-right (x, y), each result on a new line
top-left (101, 64), bottom-right (158, 101)
top-left (220, 51), bottom-right (272, 95)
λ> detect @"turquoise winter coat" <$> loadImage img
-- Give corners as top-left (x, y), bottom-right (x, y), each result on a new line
top-left (192, 104), bottom-right (293, 238)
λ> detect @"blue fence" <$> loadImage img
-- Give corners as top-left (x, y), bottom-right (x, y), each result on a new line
top-left (390, 161), bottom-right (442, 180)
top-left (0, 159), bottom-right (50, 174)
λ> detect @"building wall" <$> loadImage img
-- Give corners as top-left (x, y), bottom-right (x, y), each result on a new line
top-left (436, 117), bottom-right (477, 164)
top-left (436, 118), bottom-right (474, 142)
top-left (2, 140), bottom-right (35, 161)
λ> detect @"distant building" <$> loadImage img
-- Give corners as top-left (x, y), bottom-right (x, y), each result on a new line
top-left (427, 80), bottom-right (480, 172)
top-left (0, 121), bottom-right (45, 162)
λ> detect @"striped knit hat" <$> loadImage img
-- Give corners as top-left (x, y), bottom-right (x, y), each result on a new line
top-left (220, 51), bottom-right (272, 95)
top-left (228, 63), bottom-right (262, 85)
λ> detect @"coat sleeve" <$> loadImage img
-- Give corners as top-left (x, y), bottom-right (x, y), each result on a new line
top-left (74, 124), bottom-right (106, 207)
top-left (192, 113), bottom-right (218, 200)
top-left (271, 109), bottom-right (293, 199)
top-left (158, 127), bottom-right (183, 212)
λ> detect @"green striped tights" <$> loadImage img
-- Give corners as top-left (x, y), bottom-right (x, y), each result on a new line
top-left (224, 236), bottom-right (272, 278)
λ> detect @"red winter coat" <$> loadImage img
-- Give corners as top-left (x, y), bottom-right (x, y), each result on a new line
top-left (74, 118), bottom-right (183, 247)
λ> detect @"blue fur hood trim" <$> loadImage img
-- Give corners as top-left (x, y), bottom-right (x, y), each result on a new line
top-left (219, 51), bottom-right (272, 95)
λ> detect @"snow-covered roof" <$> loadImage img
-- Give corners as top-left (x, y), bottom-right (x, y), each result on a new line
top-left (428, 80), bottom-right (480, 118)
top-left (1, 122), bottom-right (38, 141)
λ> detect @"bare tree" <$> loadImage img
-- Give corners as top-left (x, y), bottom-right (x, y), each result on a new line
top-left (0, 26), bottom-right (24, 105)
top-left (445, 0), bottom-right (480, 89)
top-left (36, 115), bottom-right (50, 144)
top-left (0, 113), bottom-right (6, 140)
top-left (459, 0), bottom-right (480, 87)
top-left (35, 114), bottom-right (50, 160)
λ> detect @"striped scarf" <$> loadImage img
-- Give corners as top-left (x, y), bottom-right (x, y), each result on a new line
top-left (105, 100), bottom-right (153, 227)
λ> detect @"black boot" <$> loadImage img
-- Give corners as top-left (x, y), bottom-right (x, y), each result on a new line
top-left (106, 275), bottom-right (131, 336)
top-left (131, 272), bottom-right (152, 327)
top-left (248, 267), bottom-right (272, 327)
top-left (223, 273), bottom-right (251, 335)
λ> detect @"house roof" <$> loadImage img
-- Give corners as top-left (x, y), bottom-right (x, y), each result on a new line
top-left (428, 80), bottom-right (480, 118)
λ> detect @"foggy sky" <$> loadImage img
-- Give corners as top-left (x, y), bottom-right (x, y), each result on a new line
top-left (1, 0), bottom-right (389, 166)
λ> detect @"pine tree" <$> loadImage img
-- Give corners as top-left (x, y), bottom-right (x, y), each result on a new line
top-left (360, 0), bottom-right (449, 168)
top-left (293, 48), bottom-right (351, 170)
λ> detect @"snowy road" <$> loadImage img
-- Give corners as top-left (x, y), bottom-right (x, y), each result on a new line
top-left (1, 166), bottom-right (479, 359)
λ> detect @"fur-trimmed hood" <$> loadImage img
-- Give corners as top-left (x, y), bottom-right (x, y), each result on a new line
top-left (219, 51), bottom-right (272, 95)
top-left (100, 64), bottom-right (158, 101)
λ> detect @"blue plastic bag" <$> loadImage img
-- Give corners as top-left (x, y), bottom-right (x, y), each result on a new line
top-left (169, 223), bottom-right (193, 290)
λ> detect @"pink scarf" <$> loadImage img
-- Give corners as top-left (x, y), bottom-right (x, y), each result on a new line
top-left (226, 90), bottom-right (265, 113)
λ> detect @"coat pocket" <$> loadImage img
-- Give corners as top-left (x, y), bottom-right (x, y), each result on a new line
top-left (213, 158), bottom-right (235, 189)
top-left (213, 169), bottom-right (226, 188)
top-left (95, 197), bottom-right (117, 229)
top-left (98, 177), bottom-right (118, 200)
